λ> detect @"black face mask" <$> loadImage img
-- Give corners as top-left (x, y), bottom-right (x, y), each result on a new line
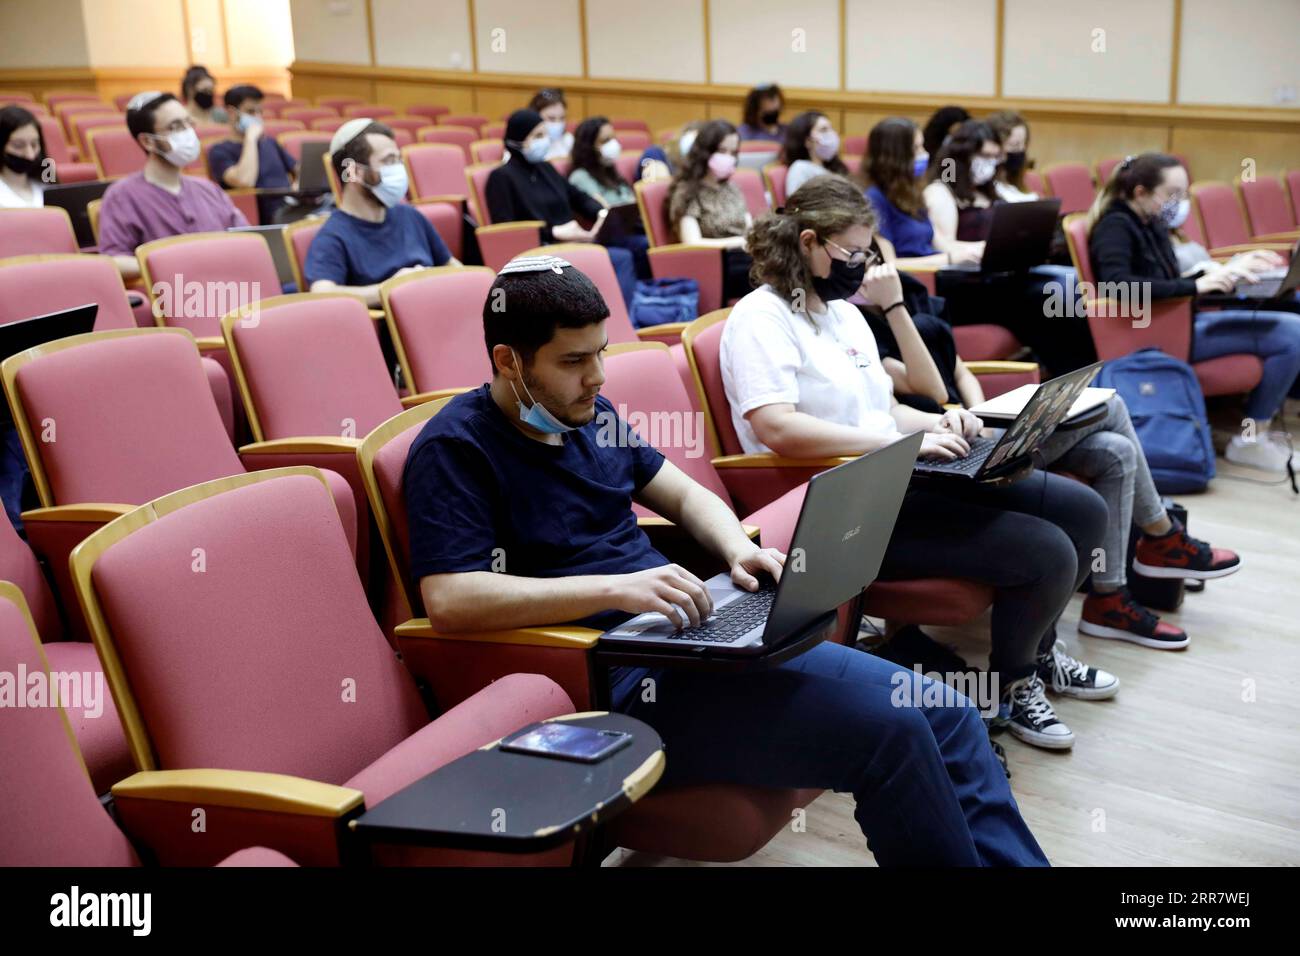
top-left (1004, 151), bottom-right (1027, 176)
top-left (811, 249), bottom-right (866, 302)
top-left (194, 90), bottom-right (215, 110)
top-left (2, 152), bottom-right (42, 177)
top-left (760, 109), bottom-right (780, 126)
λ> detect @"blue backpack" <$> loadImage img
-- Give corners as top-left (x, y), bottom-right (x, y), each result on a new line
top-left (629, 278), bottom-right (699, 329)
top-left (1094, 348), bottom-right (1215, 493)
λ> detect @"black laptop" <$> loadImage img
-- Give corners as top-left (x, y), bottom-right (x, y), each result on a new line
top-left (600, 431), bottom-right (923, 654)
top-left (41, 180), bottom-right (112, 249)
top-left (0, 303), bottom-right (98, 425)
top-left (947, 198), bottom-right (1062, 274)
top-left (913, 362), bottom-right (1102, 483)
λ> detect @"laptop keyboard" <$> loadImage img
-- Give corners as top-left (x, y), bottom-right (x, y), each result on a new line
top-left (665, 587), bottom-right (777, 643)
top-left (917, 435), bottom-right (997, 475)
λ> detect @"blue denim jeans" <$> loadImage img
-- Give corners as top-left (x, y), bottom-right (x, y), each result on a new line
top-left (611, 641), bottom-right (1048, 866)
top-left (1191, 308), bottom-right (1300, 421)
top-left (0, 422), bottom-right (27, 533)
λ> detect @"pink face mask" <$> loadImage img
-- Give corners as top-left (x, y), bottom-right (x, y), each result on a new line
top-left (708, 151), bottom-right (737, 181)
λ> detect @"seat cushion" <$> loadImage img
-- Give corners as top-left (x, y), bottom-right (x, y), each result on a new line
top-left (344, 673), bottom-right (577, 867)
top-left (863, 578), bottom-right (993, 625)
top-left (952, 324), bottom-right (1021, 361)
top-left (344, 673), bottom-right (573, 806)
top-left (1193, 354), bottom-right (1264, 397)
top-left (741, 483), bottom-right (807, 555)
top-left (41, 641), bottom-right (134, 795)
top-left (216, 846), bottom-right (299, 867)
top-left (607, 785), bottom-right (820, 862)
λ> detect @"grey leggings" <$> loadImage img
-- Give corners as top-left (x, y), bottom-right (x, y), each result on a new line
top-left (1036, 397), bottom-right (1166, 589)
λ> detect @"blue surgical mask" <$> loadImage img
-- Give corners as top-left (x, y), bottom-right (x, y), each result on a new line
top-left (523, 137), bottom-right (551, 164)
top-left (912, 152), bottom-right (929, 178)
top-left (509, 351), bottom-right (577, 434)
top-left (236, 112), bottom-right (258, 133)
top-left (368, 162), bottom-right (408, 208)
top-left (545, 120), bottom-right (566, 142)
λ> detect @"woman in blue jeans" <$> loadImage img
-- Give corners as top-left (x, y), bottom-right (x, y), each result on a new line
top-left (1089, 152), bottom-right (1300, 473)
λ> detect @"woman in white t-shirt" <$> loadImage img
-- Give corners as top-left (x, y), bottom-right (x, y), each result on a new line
top-left (0, 105), bottom-right (48, 209)
top-left (721, 173), bottom-right (1114, 752)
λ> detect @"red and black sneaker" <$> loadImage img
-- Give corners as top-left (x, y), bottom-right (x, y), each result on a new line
top-left (1133, 521), bottom-right (1242, 581)
top-left (1079, 588), bottom-right (1189, 650)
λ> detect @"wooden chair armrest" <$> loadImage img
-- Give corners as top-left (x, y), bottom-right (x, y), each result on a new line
top-left (401, 388), bottom-right (470, 408)
top-left (394, 618), bottom-right (601, 649)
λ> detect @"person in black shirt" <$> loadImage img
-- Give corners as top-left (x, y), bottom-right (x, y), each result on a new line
top-left (401, 253), bottom-right (1048, 866)
top-left (485, 109), bottom-right (641, 305)
top-left (1087, 152), bottom-right (1300, 472)
top-left (208, 84), bottom-right (299, 224)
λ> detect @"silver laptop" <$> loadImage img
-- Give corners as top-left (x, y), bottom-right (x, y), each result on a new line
top-left (600, 432), bottom-right (923, 654)
top-left (1233, 241), bottom-right (1300, 300)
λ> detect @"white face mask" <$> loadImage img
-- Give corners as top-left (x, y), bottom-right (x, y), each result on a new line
top-left (970, 155), bottom-right (998, 186)
top-left (156, 127), bottom-right (200, 167)
top-left (368, 162), bottom-right (409, 208)
top-left (599, 138), bottom-right (621, 164)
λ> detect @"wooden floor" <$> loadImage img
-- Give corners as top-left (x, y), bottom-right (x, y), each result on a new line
top-left (607, 403), bottom-right (1300, 867)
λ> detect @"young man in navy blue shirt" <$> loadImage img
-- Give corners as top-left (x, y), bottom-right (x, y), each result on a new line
top-left (208, 85), bottom-right (299, 224)
top-left (305, 118), bottom-right (460, 307)
top-left (403, 256), bottom-right (1047, 866)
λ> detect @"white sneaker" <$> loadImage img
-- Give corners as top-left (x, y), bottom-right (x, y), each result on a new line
top-left (1004, 675), bottom-right (1075, 750)
top-left (1225, 435), bottom-right (1292, 473)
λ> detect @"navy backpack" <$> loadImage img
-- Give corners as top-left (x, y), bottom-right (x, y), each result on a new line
top-left (629, 277), bottom-right (699, 329)
top-left (1094, 348), bottom-right (1215, 493)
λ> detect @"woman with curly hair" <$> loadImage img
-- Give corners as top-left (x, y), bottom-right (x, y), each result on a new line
top-left (666, 119), bottom-right (754, 301)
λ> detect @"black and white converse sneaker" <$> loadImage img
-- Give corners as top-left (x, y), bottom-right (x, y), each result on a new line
top-left (1004, 674), bottom-right (1075, 750)
top-left (1037, 640), bottom-right (1120, 700)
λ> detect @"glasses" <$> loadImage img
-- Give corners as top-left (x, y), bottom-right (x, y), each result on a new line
top-left (822, 238), bottom-right (880, 269)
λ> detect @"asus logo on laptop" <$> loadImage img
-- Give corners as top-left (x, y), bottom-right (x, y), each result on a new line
top-left (842, 525), bottom-right (861, 542)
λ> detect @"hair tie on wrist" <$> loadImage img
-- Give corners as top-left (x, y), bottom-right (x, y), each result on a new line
top-left (884, 300), bottom-right (906, 315)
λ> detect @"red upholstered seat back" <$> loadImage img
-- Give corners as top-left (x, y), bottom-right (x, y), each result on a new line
top-left (1043, 163), bottom-right (1095, 216)
top-left (371, 419), bottom-right (425, 607)
top-left (230, 295), bottom-right (402, 440)
top-left (540, 244), bottom-right (638, 344)
top-left (140, 233), bottom-right (283, 339)
top-left (1192, 182), bottom-right (1251, 248)
top-left (14, 331), bottom-right (242, 504)
top-left (404, 143), bottom-right (469, 200)
top-left (385, 268), bottom-right (495, 393)
top-left (0, 592), bottom-right (138, 865)
top-left (90, 474), bottom-right (427, 783)
top-left (636, 178), bottom-right (673, 247)
top-left (1238, 177), bottom-right (1296, 235)
top-left (0, 255), bottom-right (137, 330)
top-left (601, 347), bottom-right (731, 508)
top-left (0, 207), bottom-right (78, 257)
top-left (687, 317), bottom-right (743, 456)
top-left (86, 127), bottom-right (147, 178)
top-left (1063, 215), bottom-right (1095, 286)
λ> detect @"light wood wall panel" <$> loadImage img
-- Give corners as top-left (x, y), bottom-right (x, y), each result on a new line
top-left (184, 0), bottom-right (228, 67)
top-left (224, 0), bottom-right (295, 68)
top-left (472, 0), bottom-right (583, 77)
top-left (83, 0), bottom-right (190, 68)
top-left (586, 0), bottom-right (706, 85)
top-left (708, 0), bottom-right (840, 90)
top-left (845, 0), bottom-right (996, 97)
top-left (372, 0), bottom-right (473, 71)
top-left (1178, 0), bottom-right (1300, 109)
top-left (0, 0), bottom-right (89, 69)
top-left (288, 0), bottom-right (370, 65)
top-left (1002, 0), bottom-right (1173, 103)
